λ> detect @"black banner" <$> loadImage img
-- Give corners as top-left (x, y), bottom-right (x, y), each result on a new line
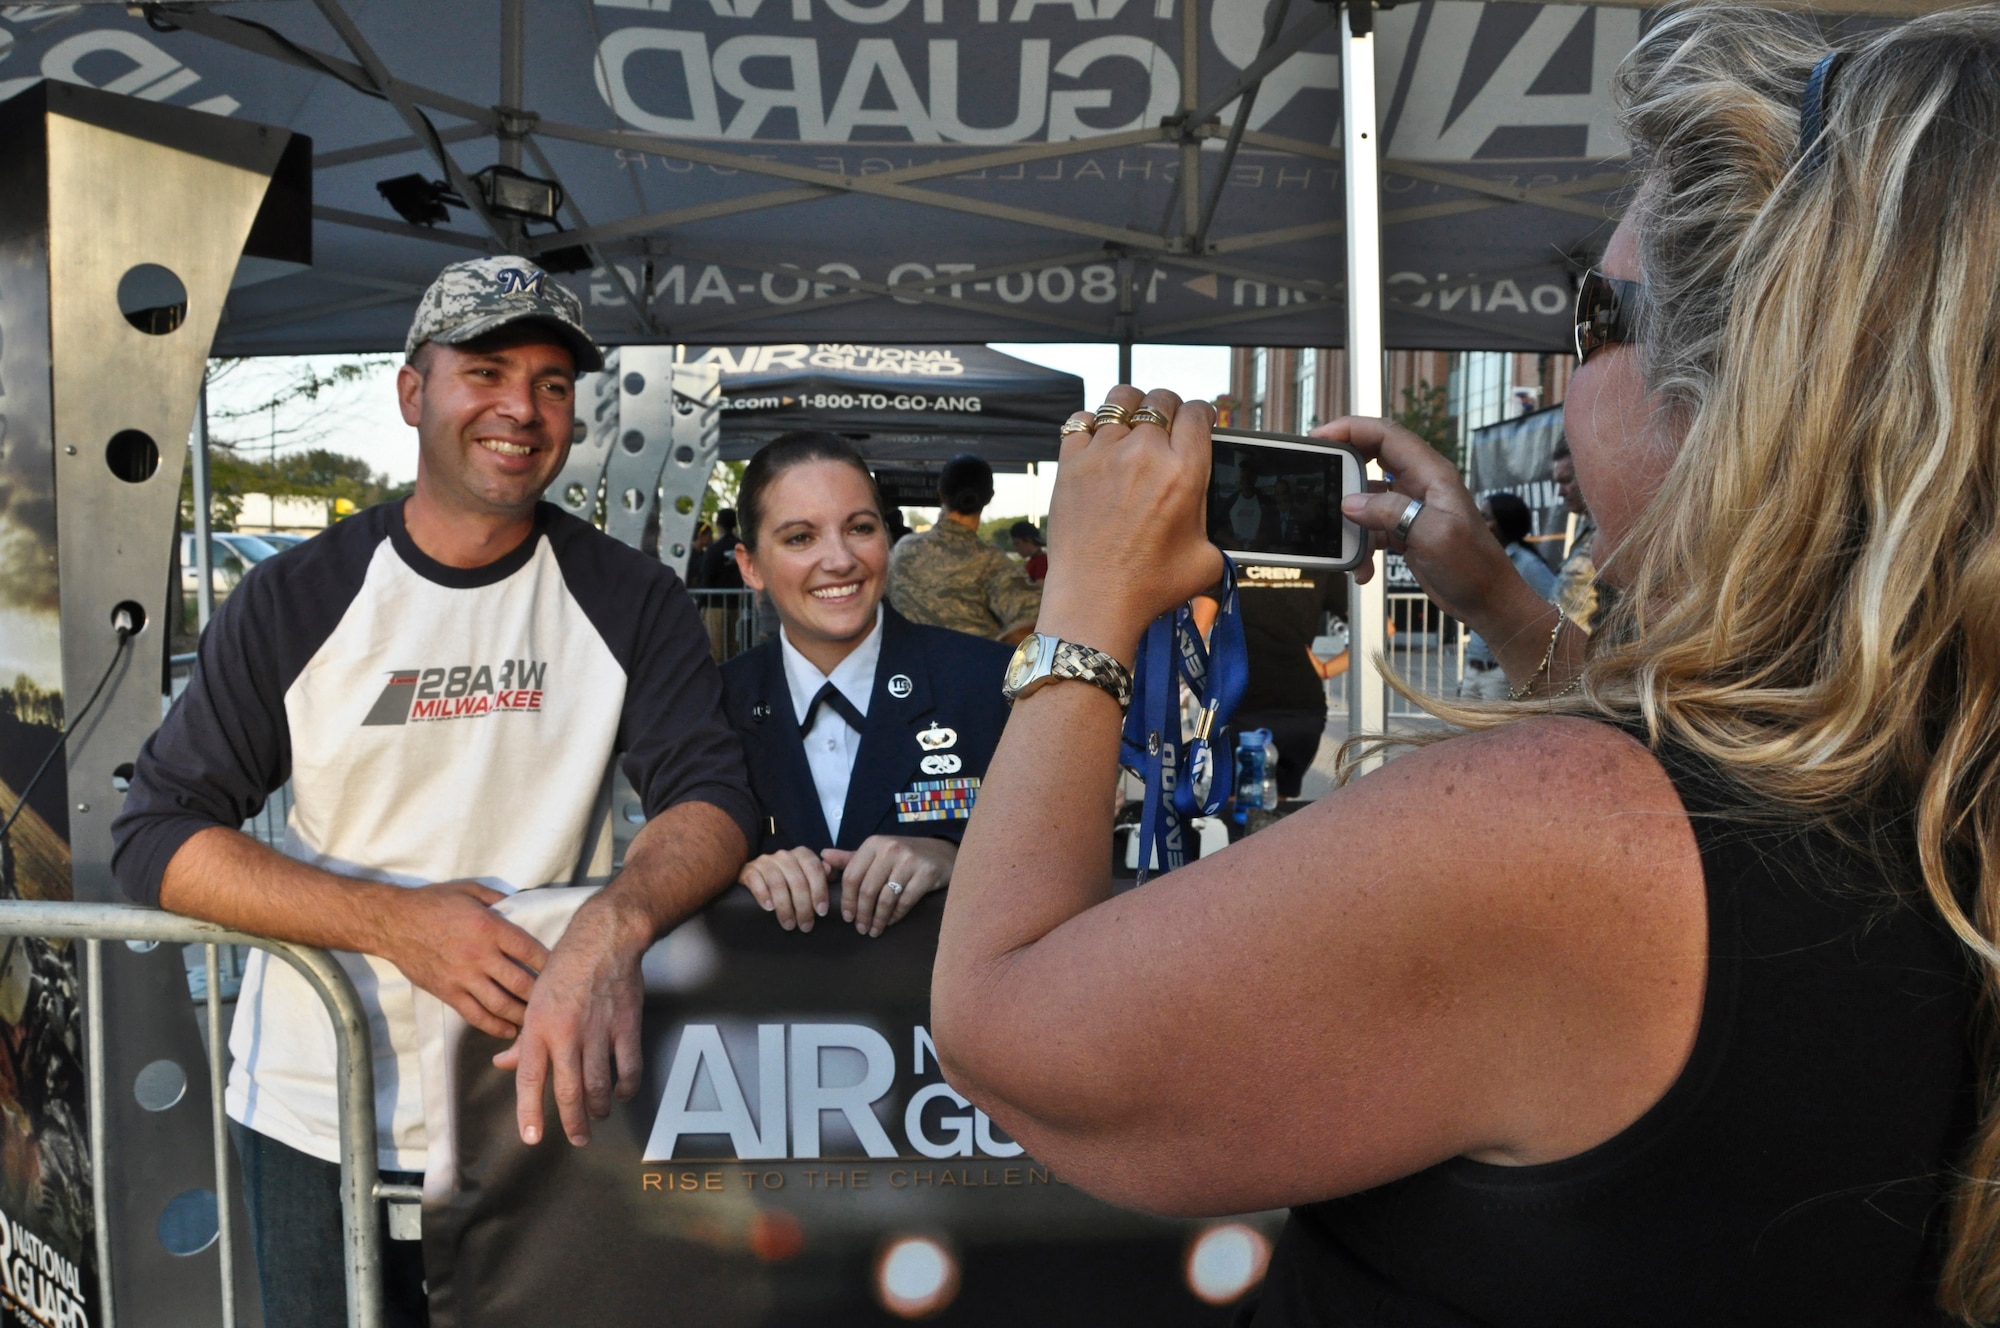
top-left (1467, 403), bottom-right (1566, 550)
top-left (420, 889), bottom-right (1277, 1326)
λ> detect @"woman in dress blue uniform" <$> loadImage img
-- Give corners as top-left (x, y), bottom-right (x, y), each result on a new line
top-left (720, 431), bottom-right (1012, 936)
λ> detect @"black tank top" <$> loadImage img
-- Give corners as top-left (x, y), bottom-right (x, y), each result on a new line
top-left (1249, 737), bottom-right (1979, 1327)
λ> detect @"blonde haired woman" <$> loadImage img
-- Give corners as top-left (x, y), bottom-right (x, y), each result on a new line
top-left (934, 7), bottom-right (2000, 1322)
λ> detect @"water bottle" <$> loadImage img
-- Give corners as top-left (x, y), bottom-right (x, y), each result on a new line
top-left (1261, 731), bottom-right (1280, 811)
top-left (1234, 729), bottom-right (1271, 820)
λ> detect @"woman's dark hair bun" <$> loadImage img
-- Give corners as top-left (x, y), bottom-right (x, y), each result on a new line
top-left (1485, 491), bottom-right (1535, 547)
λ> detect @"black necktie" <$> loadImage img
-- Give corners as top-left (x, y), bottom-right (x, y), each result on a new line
top-left (801, 681), bottom-right (865, 735)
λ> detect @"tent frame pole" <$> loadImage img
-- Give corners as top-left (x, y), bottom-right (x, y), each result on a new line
top-left (193, 379), bottom-right (214, 631)
top-left (1178, 0), bottom-right (1202, 242)
top-left (498, 0), bottom-right (525, 252)
top-left (499, 0), bottom-right (524, 173)
top-left (1193, 0), bottom-right (1292, 254)
top-left (1341, 0), bottom-right (1390, 753)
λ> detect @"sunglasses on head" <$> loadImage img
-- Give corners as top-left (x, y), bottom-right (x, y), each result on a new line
top-left (1574, 269), bottom-right (1642, 364)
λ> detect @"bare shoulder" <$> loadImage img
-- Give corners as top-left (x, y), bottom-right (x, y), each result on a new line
top-left (1327, 714), bottom-right (1704, 1009)
top-left (1144, 714), bottom-right (1704, 1184)
top-left (1295, 714), bottom-right (1705, 1166)
top-left (1373, 713), bottom-right (1686, 819)
top-left (1334, 715), bottom-right (1697, 893)
top-left (949, 712), bottom-right (1708, 1212)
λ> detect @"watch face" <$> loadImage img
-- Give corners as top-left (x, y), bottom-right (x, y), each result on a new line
top-left (1004, 636), bottom-right (1042, 693)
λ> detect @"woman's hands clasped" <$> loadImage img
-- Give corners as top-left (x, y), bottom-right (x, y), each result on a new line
top-left (737, 835), bottom-right (956, 937)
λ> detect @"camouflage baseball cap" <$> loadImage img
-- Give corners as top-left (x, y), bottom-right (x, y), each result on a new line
top-left (405, 255), bottom-right (603, 373)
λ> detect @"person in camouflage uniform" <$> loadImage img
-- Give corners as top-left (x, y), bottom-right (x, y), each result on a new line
top-left (1550, 437), bottom-right (1616, 633)
top-left (888, 454), bottom-right (1042, 643)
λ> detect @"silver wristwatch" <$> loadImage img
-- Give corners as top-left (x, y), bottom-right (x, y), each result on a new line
top-left (1002, 633), bottom-right (1133, 711)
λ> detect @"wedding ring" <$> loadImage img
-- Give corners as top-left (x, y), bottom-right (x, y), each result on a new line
top-left (1060, 418), bottom-right (1093, 436)
top-left (1392, 498), bottom-right (1425, 544)
top-left (1129, 406), bottom-right (1172, 428)
top-left (887, 881), bottom-right (906, 896)
top-left (1094, 402), bottom-right (1134, 426)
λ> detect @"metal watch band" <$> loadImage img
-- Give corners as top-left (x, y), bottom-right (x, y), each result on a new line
top-left (1049, 639), bottom-right (1132, 709)
top-left (1011, 638), bottom-right (1131, 710)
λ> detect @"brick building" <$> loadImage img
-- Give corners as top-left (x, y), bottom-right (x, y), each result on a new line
top-left (1226, 348), bottom-right (1573, 464)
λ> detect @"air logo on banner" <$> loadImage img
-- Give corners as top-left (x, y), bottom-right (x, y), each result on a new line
top-left (361, 659), bottom-right (548, 727)
top-left (0, 1208), bottom-right (88, 1328)
top-left (646, 1023), bottom-right (1020, 1162)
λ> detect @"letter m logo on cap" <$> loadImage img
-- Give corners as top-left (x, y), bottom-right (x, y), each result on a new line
top-left (496, 267), bottom-right (545, 296)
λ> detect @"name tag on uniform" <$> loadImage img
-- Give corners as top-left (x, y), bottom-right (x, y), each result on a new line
top-left (896, 777), bottom-right (981, 822)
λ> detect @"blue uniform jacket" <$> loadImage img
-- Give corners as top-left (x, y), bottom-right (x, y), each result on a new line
top-left (720, 606), bottom-right (1013, 856)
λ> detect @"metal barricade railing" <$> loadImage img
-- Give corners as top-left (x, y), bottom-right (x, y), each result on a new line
top-left (1384, 592), bottom-right (1466, 718)
top-left (688, 588), bottom-right (763, 662)
top-left (166, 655), bottom-right (286, 1003)
top-left (0, 901), bottom-right (399, 1328)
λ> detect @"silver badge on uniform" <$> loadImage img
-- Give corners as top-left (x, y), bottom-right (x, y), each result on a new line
top-left (887, 674), bottom-right (914, 699)
top-left (921, 753), bottom-right (963, 775)
top-left (917, 723), bottom-right (957, 751)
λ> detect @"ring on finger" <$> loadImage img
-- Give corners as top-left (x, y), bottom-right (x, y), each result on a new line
top-left (1392, 498), bottom-right (1425, 544)
top-left (1059, 418), bottom-right (1093, 437)
top-left (1094, 402), bottom-right (1134, 427)
top-left (886, 881), bottom-right (905, 897)
top-left (1128, 406), bottom-right (1172, 429)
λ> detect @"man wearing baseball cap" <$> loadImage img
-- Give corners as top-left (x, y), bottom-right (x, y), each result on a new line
top-left (113, 257), bottom-right (755, 1327)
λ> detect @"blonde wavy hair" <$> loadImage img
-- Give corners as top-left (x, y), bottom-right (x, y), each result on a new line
top-left (1351, 4), bottom-right (2000, 1316)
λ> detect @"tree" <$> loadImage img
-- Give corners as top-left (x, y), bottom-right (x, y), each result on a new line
top-left (1392, 381), bottom-right (1460, 473)
top-left (700, 461), bottom-right (744, 525)
top-left (180, 444), bottom-right (410, 529)
top-left (978, 514), bottom-right (1034, 549)
top-left (184, 358), bottom-right (410, 528)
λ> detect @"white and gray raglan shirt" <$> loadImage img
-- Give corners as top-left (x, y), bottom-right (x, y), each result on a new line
top-left (112, 501), bottom-right (756, 1171)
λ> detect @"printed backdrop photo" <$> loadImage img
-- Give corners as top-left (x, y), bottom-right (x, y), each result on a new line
top-left (417, 888), bottom-right (1281, 1327)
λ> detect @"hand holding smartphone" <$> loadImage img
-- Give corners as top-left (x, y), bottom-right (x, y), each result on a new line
top-left (1206, 428), bottom-right (1367, 572)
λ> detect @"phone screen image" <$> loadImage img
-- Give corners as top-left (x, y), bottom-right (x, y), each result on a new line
top-left (1207, 429), bottom-right (1365, 572)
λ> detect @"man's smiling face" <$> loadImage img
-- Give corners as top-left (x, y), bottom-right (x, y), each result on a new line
top-left (399, 329), bottom-right (576, 521)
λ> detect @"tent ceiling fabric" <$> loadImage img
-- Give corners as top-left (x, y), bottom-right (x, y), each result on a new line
top-left (0, 0), bottom-right (1906, 352)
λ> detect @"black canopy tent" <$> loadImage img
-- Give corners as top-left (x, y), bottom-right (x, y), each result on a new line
top-left (0, 0), bottom-right (1652, 354)
top-left (689, 342), bottom-right (1082, 465)
top-left (0, 0), bottom-right (1927, 359)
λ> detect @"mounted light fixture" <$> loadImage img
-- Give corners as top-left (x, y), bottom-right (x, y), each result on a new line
top-left (376, 173), bottom-right (464, 228)
top-left (473, 164), bottom-right (563, 224)
top-left (536, 245), bottom-right (593, 274)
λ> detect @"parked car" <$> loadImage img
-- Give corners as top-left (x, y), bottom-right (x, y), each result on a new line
top-left (215, 531), bottom-right (282, 564)
top-left (257, 532), bottom-right (309, 550)
top-left (180, 533), bottom-right (251, 599)
top-left (180, 532), bottom-right (284, 634)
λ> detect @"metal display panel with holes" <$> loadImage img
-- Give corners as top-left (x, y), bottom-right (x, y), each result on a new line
top-left (0, 82), bottom-right (306, 1328)
top-left (550, 351), bottom-right (720, 582)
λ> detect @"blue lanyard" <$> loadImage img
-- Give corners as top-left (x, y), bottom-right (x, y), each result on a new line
top-left (1119, 556), bottom-right (1250, 882)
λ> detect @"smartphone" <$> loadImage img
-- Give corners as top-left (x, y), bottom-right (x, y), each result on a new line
top-left (1206, 427), bottom-right (1367, 572)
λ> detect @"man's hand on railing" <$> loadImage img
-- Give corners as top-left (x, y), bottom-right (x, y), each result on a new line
top-left (491, 890), bottom-right (650, 1147)
top-left (372, 883), bottom-right (550, 1039)
top-left (490, 801), bottom-right (748, 1149)
top-left (159, 829), bottom-right (550, 1043)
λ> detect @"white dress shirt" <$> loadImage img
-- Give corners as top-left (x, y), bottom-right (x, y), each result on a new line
top-left (779, 605), bottom-right (884, 842)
